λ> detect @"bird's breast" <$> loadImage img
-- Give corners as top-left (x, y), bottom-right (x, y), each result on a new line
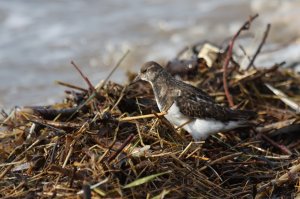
top-left (164, 102), bottom-right (191, 127)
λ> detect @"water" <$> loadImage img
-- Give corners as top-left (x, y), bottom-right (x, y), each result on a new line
top-left (0, 0), bottom-right (299, 110)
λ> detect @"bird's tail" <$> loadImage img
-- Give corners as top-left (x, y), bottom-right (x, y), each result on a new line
top-left (230, 109), bottom-right (257, 121)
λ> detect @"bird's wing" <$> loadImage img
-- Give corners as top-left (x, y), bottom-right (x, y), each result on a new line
top-left (177, 81), bottom-right (215, 103)
top-left (175, 95), bottom-right (256, 122)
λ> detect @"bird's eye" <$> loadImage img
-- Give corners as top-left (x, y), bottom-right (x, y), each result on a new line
top-left (141, 65), bottom-right (151, 73)
top-left (141, 62), bottom-right (155, 73)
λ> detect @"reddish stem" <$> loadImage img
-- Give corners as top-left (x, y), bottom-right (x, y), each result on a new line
top-left (222, 14), bottom-right (259, 107)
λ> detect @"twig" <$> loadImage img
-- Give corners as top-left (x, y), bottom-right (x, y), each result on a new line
top-left (260, 133), bottom-right (292, 155)
top-left (96, 50), bottom-right (130, 91)
top-left (136, 122), bottom-right (145, 146)
top-left (69, 166), bottom-right (77, 188)
top-left (98, 139), bottom-right (117, 164)
top-left (16, 106), bottom-right (81, 121)
top-left (82, 182), bottom-right (91, 199)
top-left (238, 44), bottom-right (251, 62)
top-left (199, 152), bottom-right (242, 172)
top-left (247, 24), bottom-right (271, 70)
top-left (71, 61), bottom-right (96, 92)
top-left (257, 162), bottom-right (300, 193)
top-left (255, 118), bottom-right (296, 133)
top-left (261, 35), bottom-right (298, 54)
top-left (119, 112), bottom-right (167, 122)
top-left (77, 178), bottom-right (109, 195)
top-left (0, 138), bottom-right (42, 179)
top-left (178, 142), bottom-right (193, 158)
top-left (0, 109), bottom-right (8, 119)
top-left (62, 139), bottom-right (76, 168)
top-left (265, 83), bottom-right (300, 113)
top-left (236, 62), bottom-right (284, 85)
top-left (55, 80), bottom-right (88, 92)
top-left (30, 118), bottom-right (82, 129)
top-left (107, 133), bottom-right (135, 163)
top-left (110, 85), bottom-right (127, 112)
top-left (50, 141), bottom-right (59, 164)
top-left (222, 14), bottom-right (259, 107)
top-left (0, 165), bottom-right (13, 180)
top-left (175, 119), bottom-right (193, 130)
top-left (67, 50), bottom-right (130, 121)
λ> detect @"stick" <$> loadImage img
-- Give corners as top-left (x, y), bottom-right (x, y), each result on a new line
top-left (96, 50), bottom-right (130, 91)
top-left (222, 14), bottom-right (259, 107)
top-left (247, 24), bottom-right (271, 70)
top-left (199, 152), bottom-right (242, 172)
top-left (107, 133), bottom-right (135, 163)
top-left (55, 80), bottom-right (88, 92)
top-left (119, 112), bottom-right (167, 122)
top-left (71, 61), bottom-right (96, 92)
top-left (257, 162), bottom-right (300, 193)
top-left (260, 133), bottom-right (292, 155)
top-left (67, 50), bottom-right (130, 121)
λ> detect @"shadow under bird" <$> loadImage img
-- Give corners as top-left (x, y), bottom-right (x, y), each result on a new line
top-left (132, 61), bottom-right (257, 140)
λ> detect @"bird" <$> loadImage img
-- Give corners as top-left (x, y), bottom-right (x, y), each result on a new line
top-left (132, 61), bottom-right (257, 140)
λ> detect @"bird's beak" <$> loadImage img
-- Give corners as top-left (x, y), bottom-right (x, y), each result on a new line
top-left (130, 74), bottom-right (142, 85)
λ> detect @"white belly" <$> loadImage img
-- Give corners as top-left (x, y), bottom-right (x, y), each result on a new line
top-left (161, 102), bottom-right (243, 140)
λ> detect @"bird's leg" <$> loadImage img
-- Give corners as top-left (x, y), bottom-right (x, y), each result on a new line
top-left (194, 139), bottom-right (205, 167)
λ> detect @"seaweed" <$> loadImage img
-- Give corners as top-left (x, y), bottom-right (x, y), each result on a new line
top-left (1, 15), bottom-right (300, 198)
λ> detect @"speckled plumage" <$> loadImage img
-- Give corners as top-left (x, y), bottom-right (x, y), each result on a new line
top-left (135, 61), bottom-right (256, 140)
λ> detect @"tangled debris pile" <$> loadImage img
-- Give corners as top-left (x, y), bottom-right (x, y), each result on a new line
top-left (1, 15), bottom-right (300, 198)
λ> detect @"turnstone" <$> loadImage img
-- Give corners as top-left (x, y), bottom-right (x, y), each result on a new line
top-left (133, 61), bottom-right (256, 140)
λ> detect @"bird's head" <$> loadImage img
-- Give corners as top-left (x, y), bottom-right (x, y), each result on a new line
top-left (132, 61), bottom-right (164, 84)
